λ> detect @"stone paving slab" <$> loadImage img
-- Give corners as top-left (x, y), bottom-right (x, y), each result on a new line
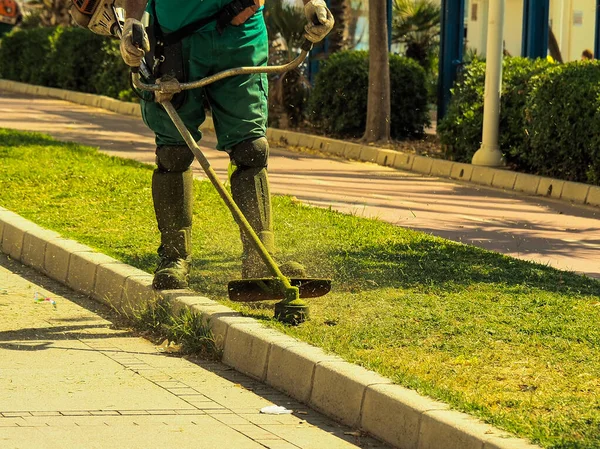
top-left (0, 253), bottom-right (385, 449)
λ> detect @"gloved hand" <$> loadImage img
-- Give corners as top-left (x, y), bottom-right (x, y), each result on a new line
top-left (120, 18), bottom-right (150, 67)
top-left (303, 0), bottom-right (334, 43)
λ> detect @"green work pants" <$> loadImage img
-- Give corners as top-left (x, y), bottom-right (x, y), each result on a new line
top-left (141, 12), bottom-right (269, 151)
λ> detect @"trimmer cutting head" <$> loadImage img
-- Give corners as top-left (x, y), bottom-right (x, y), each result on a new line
top-left (228, 278), bottom-right (331, 302)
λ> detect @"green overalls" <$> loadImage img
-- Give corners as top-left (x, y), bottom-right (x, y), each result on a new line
top-left (141, 0), bottom-right (269, 151)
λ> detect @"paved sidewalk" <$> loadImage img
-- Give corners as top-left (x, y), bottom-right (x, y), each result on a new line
top-left (0, 253), bottom-right (386, 449)
top-left (1, 91), bottom-right (599, 278)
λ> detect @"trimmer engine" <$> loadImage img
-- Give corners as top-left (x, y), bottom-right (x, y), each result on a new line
top-left (70, 0), bottom-right (122, 37)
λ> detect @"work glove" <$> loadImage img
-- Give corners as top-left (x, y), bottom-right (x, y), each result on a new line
top-left (120, 18), bottom-right (150, 67)
top-left (303, 0), bottom-right (334, 43)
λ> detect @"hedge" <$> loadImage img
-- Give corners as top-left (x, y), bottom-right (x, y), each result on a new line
top-left (0, 26), bottom-right (132, 101)
top-left (438, 57), bottom-right (600, 185)
top-left (524, 61), bottom-right (600, 185)
top-left (308, 50), bottom-right (430, 139)
top-left (437, 57), bottom-right (555, 167)
top-left (0, 27), bottom-right (55, 86)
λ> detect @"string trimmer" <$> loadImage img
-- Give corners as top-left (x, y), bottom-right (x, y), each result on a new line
top-left (70, 0), bottom-right (331, 325)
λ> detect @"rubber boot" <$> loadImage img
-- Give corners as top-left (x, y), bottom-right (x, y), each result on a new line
top-left (230, 165), bottom-right (306, 279)
top-left (152, 168), bottom-right (193, 289)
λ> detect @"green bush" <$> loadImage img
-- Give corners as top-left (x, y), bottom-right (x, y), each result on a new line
top-left (500, 58), bottom-right (555, 167)
top-left (91, 39), bottom-right (133, 100)
top-left (438, 57), bottom-right (554, 166)
top-left (436, 58), bottom-right (486, 162)
top-left (436, 58), bottom-right (485, 162)
top-left (438, 57), bottom-right (600, 185)
top-left (524, 61), bottom-right (600, 184)
top-left (0, 27), bottom-right (55, 85)
top-left (0, 26), bottom-right (132, 100)
top-left (46, 27), bottom-right (107, 94)
top-left (308, 50), bottom-right (430, 139)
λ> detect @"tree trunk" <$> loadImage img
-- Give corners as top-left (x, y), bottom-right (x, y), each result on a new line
top-left (363, 0), bottom-right (391, 143)
top-left (548, 27), bottom-right (563, 63)
top-left (41, 0), bottom-right (72, 26)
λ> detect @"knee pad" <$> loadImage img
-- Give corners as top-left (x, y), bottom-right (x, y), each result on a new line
top-left (155, 145), bottom-right (195, 173)
top-left (228, 137), bottom-right (271, 240)
top-left (229, 137), bottom-right (269, 169)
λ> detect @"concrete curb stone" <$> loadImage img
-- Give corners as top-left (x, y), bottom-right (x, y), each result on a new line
top-left (22, 227), bottom-right (61, 272)
top-left (376, 149), bottom-right (398, 167)
top-left (0, 214), bottom-right (30, 260)
top-left (513, 173), bottom-right (541, 195)
top-left (188, 302), bottom-right (247, 349)
top-left (419, 409), bottom-right (498, 449)
top-left (119, 274), bottom-right (159, 317)
top-left (266, 342), bottom-right (342, 403)
top-left (297, 133), bottom-right (316, 149)
top-left (359, 145), bottom-right (381, 163)
top-left (430, 159), bottom-right (453, 178)
top-left (361, 384), bottom-right (449, 449)
top-left (268, 124), bottom-right (599, 208)
top-left (310, 361), bottom-right (393, 428)
top-left (93, 261), bottom-right (144, 307)
top-left (279, 129), bottom-right (303, 147)
top-left (492, 170), bottom-right (518, 190)
top-left (536, 177), bottom-right (564, 199)
top-left (587, 185), bottom-right (600, 207)
top-left (222, 322), bottom-right (289, 381)
top-left (66, 251), bottom-right (117, 297)
top-left (450, 162), bottom-right (474, 182)
top-left (393, 153), bottom-right (415, 171)
top-left (411, 156), bottom-right (434, 175)
top-left (342, 143), bottom-right (361, 159)
top-left (44, 238), bottom-right (94, 284)
top-left (326, 140), bottom-right (346, 157)
top-left (162, 291), bottom-right (217, 316)
top-left (560, 181), bottom-right (590, 204)
top-left (471, 166), bottom-right (496, 187)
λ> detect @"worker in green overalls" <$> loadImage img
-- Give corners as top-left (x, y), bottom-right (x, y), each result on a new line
top-left (120, 0), bottom-right (334, 290)
top-left (0, 0), bottom-right (22, 38)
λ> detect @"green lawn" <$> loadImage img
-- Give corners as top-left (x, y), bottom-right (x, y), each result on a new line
top-left (1, 128), bottom-right (599, 449)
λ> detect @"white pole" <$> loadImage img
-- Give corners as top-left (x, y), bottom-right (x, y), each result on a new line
top-left (558, 0), bottom-right (565, 49)
top-left (472, 0), bottom-right (505, 167)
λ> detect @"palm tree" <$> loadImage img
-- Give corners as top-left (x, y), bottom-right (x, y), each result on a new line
top-left (264, 0), bottom-right (311, 127)
top-left (326, 0), bottom-right (347, 53)
top-left (364, 0), bottom-right (390, 143)
top-left (392, 0), bottom-right (440, 70)
top-left (22, 0), bottom-right (72, 26)
top-left (343, 0), bottom-right (365, 49)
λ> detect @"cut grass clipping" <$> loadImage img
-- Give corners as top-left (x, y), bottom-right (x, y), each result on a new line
top-left (1, 128), bottom-right (599, 449)
top-left (127, 297), bottom-right (222, 359)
